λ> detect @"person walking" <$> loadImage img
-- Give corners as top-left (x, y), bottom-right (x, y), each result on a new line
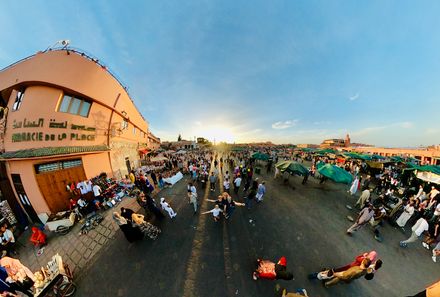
top-left (223, 178), bottom-right (231, 193)
top-left (348, 176), bottom-right (360, 196)
top-left (355, 189), bottom-right (370, 209)
top-left (400, 216), bottom-right (429, 248)
top-left (324, 258), bottom-right (372, 287)
top-left (233, 175), bottom-right (242, 194)
top-left (223, 194), bottom-right (244, 220)
top-left (189, 191), bottom-right (198, 214)
top-left (346, 204), bottom-right (375, 236)
top-left (245, 187), bottom-right (257, 210)
top-left (150, 171), bottom-right (158, 186)
top-left (209, 172), bottom-right (217, 192)
top-left (256, 181), bottom-right (266, 203)
top-left (160, 198), bottom-right (177, 219)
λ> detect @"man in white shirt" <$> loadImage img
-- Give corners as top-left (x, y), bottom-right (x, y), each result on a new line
top-left (93, 184), bottom-right (102, 200)
top-left (86, 180), bottom-right (93, 193)
top-left (0, 223), bottom-right (16, 256)
top-left (234, 175), bottom-right (242, 194)
top-left (400, 216), bottom-right (429, 248)
top-left (77, 181), bottom-right (88, 195)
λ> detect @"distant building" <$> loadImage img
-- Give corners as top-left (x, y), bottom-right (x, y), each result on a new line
top-left (297, 144), bottom-right (319, 149)
top-left (147, 132), bottom-right (160, 150)
top-left (354, 146), bottom-right (440, 165)
top-left (161, 140), bottom-right (196, 150)
top-left (320, 138), bottom-right (346, 148)
top-left (320, 134), bottom-right (372, 148)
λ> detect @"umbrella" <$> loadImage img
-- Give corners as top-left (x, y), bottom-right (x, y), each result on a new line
top-left (150, 155), bottom-right (169, 162)
top-left (318, 164), bottom-right (353, 184)
top-left (343, 152), bottom-right (372, 161)
top-left (252, 152), bottom-right (270, 161)
top-left (316, 148), bottom-right (337, 155)
top-left (371, 154), bottom-right (385, 160)
top-left (390, 156), bottom-right (405, 163)
top-left (275, 161), bottom-right (308, 176)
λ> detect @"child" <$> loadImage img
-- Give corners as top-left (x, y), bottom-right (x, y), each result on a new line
top-left (202, 205), bottom-right (223, 222)
top-left (223, 179), bottom-right (230, 193)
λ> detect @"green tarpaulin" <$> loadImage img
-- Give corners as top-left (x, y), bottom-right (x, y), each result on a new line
top-left (343, 152), bottom-right (372, 161)
top-left (252, 152), bottom-right (270, 161)
top-left (316, 148), bottom-right (337, 155)
top-left (275, 161), bottom-right (308, 176)
top-left (405, 163), bottom-right (440, 175)
top-left (318, 164), bottom-right (353, 184)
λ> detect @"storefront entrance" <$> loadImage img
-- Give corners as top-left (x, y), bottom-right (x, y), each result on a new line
top-left (35, 159), bottom-right (86, 213)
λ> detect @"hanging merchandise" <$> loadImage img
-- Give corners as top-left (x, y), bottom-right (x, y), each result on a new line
top-left (0, 200), bottom-right (17, 225)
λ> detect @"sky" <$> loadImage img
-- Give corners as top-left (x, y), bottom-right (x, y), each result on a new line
top-left (1, 1), bottom-right (440, 147)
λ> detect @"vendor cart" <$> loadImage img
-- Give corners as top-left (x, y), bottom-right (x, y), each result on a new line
top-left (45, 212), bottom-right (76, 235)
top-left (34, 254), bottom-right (76, 297)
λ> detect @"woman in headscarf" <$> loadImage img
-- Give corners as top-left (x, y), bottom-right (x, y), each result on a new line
top-left (120, 207), bottom-right (135, 222)
top-left (334, 251), bottom-right (377, 272)
top-left (112, 212), bottom-right (143, 243)
top-left (0, 257), bottom-right (35, 296)
top-left (131, 213), bottom-right (161, 240)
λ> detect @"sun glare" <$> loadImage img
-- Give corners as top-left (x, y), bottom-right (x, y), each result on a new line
top-left (196, 126), bottom-right (236, 143)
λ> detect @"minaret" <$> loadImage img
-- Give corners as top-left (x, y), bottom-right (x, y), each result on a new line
top-left (345, 134), bottom-right (351, 147)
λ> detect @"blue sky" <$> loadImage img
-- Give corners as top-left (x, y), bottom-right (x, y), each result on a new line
top-left (1, 1), bottom-right (440, 147)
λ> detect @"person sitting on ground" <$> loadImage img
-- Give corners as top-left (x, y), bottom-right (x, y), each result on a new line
top-left (29, 227), bottom-right (46, 248)
top-left (252, 256), bottom-right (294, 281)
top-left (0, 224), bottom-right (16, 257)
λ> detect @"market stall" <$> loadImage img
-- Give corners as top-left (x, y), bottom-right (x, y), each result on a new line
top-left (34, 254), bottom-right (76, 297)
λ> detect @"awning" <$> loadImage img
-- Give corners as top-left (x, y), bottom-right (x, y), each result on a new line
top-left (0, 145), bottom-right (110, 160)
top-left (138, 148), bottom-right (150, 155)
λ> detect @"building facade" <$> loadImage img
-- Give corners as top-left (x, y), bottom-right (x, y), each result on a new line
top-left (0, 49), bottom-right (157, 224)
top-left (354, 146), bottom-right (440, 165)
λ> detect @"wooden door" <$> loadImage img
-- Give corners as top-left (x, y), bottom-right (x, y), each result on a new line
top-left (36, 166), bottom-right (86, 213)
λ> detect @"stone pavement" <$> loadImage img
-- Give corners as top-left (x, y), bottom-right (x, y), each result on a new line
top-left (75, 160), bottom-right (440, 297)
top-left (15, 196), bottom-right (142, 277)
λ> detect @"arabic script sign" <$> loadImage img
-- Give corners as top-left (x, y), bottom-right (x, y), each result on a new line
top-left (11, 118), bottom-right (96, 143)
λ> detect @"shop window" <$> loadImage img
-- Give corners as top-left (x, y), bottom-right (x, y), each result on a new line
top-left (57, 94), bottom-right (91, 117)
top-left (35, 159), bottom-right (82, 173)
top-left (12, 89), bottom-right (25, 111)
top-left (121, 120), bottom-right (128, 130)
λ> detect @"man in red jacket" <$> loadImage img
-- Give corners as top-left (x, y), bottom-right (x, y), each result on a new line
top-left (252, 256), bottom-right (293, 281)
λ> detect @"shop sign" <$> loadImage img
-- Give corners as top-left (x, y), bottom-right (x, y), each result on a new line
top-left (11, 118), bottom-right (96, 143)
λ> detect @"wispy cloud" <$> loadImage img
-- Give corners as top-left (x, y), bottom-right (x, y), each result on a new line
top-left (271, 120), bottom-right (298, 130)
top-left (349, 93), bottom-right (360, 101)
top-left (425, 128), bottom-right (440, 135)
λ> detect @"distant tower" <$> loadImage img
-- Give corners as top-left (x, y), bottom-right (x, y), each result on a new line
top-left (345, 134), bottom-right (351, 147)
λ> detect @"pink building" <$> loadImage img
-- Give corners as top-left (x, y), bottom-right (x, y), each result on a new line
top-left (0, 48), bottom-right (158, 224)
